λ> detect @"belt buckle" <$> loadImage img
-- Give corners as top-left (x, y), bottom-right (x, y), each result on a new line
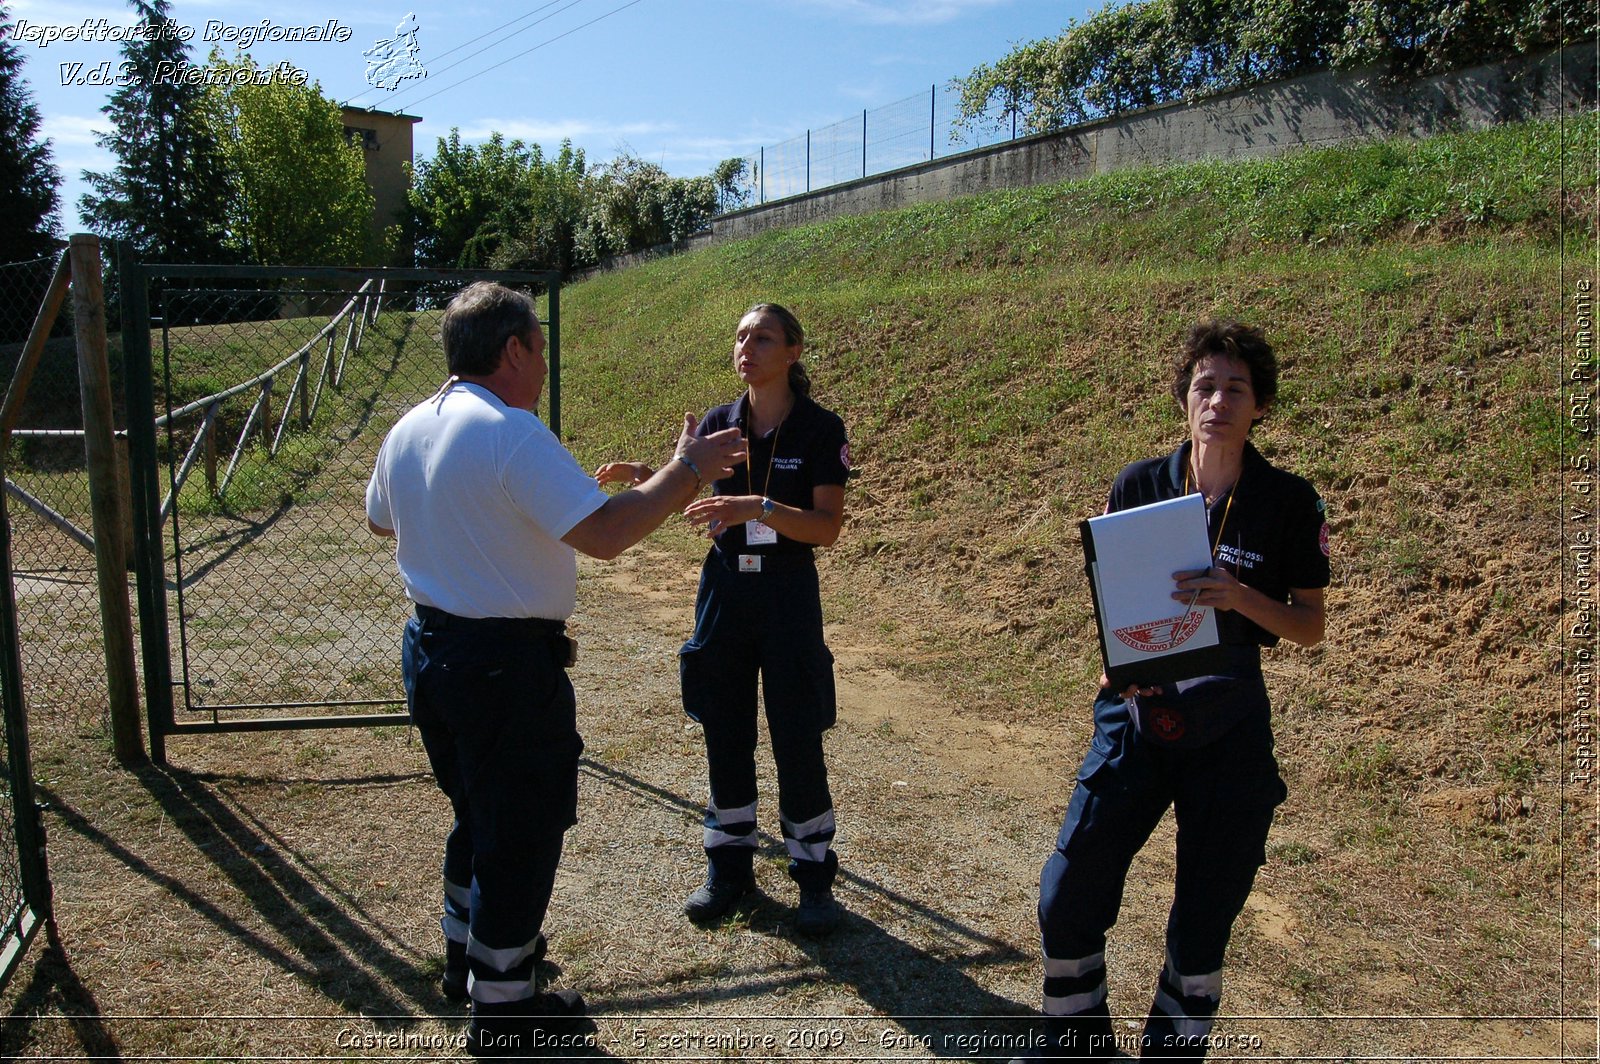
top-left (737, 554), bottom-right (762, 573)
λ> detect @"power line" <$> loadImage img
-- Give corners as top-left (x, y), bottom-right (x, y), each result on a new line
top-left (343, 0), bottom-right (585, 110)
top-left (356, 0), bottom-right (650, 116)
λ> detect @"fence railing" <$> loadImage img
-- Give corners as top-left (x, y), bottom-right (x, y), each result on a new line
top-left (0, 278), bottom-right (385, 552)
top-left (737, 83), bottom-right (1022, 204)
top-left (152, 279), bottom-right (382, 524)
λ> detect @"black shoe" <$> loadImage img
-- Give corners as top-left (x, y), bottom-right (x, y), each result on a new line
top-left (795, 887), bottom-right (841, 937)
top-left (467, 989), bottom-right (588, 1058)
top-left (1009, 1012), bottom-right (1116, 1062)
top-left (444, 934), bottom-right (548, 1003)
top-left (683, 877), bottom-right (757, 924)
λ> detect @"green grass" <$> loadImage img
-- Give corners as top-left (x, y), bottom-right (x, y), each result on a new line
top-left (542, 113), bottom-right (1590, 842)
top-left (32, 115), bottom-right (1586, 957)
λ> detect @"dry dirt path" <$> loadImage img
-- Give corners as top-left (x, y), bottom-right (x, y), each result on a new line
top-left (1, 547), bottom-right (1575, 1061)
top-left (562, 548), bottom-right (1573, 1062)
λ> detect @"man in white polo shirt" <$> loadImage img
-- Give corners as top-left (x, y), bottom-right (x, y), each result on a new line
top-left (366, 282), bottom-right (744, 1057)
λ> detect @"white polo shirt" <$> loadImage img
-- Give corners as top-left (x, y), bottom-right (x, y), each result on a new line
top-left (366, 381), bottom-right (607, 620)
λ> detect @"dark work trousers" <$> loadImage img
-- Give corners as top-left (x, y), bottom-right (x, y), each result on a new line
top-left (679, 548), bottom-right (839, 891)
top-left (403, 605), bottom-right (582, 1005)
top-left (1036, 684), bottom-right (1286, 1061)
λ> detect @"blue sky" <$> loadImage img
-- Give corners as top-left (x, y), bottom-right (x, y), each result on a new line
top-left (7, 0), bottom-right (1098, 231)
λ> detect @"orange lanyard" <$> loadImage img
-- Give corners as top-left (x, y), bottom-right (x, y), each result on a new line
top-left (1184, 460), bottom-right (1239, 559)
top-left (744, 401), bottom-right (786, 500)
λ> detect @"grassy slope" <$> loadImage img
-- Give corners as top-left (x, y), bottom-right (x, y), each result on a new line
top-left (555, 114), bottom-right (1596, 1015)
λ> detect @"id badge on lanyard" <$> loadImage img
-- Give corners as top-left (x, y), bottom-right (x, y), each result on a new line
top-left (745, 406), bottom-right (787, 551)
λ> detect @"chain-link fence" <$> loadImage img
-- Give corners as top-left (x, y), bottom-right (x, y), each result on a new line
top-left (0, 252), bottom-right (112, 730)
top-left (120, 264), bottom-right (561, 750)
top-left (0, 252), bottom-right (68, 990)
top-left (738, 84), bottom-right (1023, 204)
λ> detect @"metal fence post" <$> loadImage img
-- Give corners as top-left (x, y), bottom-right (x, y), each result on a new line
top-left (863, 109), bottom-right (867, 178)
top-left (299, 352), bottom-right (310, 428)
top-left (117, 241), bottom-right (174, 766)
top-left (806, 131), bottom-right (811, 193)
top-left (68, 234), bottom-right (143, 765)
top-left (547, 282), bottom-right (560, 440)
top-left (0, 469), bottom-right (52, 939)
top-left (0, 259), bottom-right (59, 976)
top-left (930, 84), bottom-right (936, 160)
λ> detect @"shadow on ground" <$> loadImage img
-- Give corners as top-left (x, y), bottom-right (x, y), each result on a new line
top-left (0, 927), bottom-right (121, 1060)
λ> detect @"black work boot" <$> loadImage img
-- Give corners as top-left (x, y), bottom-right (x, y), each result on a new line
top-left (1009, 1005), bottom-right (1116, 1062)
top-left (788, 850), bottom-right (840, 937)
top-left (467, 989), bottom-right (589, 1058)
top-left (683, 875), bottom-right (757, 924)
top-left (684, 851), bottom-right (759, 924)
top-left (795, 887), bottom-right (841, 937)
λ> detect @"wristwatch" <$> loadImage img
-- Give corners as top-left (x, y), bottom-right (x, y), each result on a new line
top-left (756, 497), bottom-right (776, 524)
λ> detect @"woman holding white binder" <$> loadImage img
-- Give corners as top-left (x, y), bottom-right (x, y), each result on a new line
top-left (1015, 319), bottom-right (1329, 1063)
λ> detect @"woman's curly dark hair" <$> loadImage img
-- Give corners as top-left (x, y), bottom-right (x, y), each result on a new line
top-left (1170, 319), bottom-right (1277, 422)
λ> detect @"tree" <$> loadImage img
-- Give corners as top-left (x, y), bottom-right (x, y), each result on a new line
top-left (406, 134), bottom-right (737, 272)
top-left (206, 53), bottom-right (374, 265)
top-left (407, 131), bottom-right (532, 269)
top-left (578, 154), bottom-right (719, 261)
top-left (80, 0), bottom-right (231, 261)
top-left (406, 131), bottom-right (590, 272)
top-left (954, 0), bottom-right (1596, 137)
top-left (0, 1), bottom-right (62, 263)
top-left (710, 158), bottom-right (754, 214)
top-left (492, 140), bottom-right (588, 273)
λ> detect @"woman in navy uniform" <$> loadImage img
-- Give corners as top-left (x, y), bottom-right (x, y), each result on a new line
top-left (1015, 319), bottom-right (1329, 1062)
top-left (600, 304), bottom-right (850, 937)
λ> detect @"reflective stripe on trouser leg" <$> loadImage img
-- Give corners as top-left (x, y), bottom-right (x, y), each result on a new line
top-left (1038, 949), bottom-right (1114, 1059)
top-left (442, 877), bottom-right (471, 944)
top-left (704, 799), bottom-right (758, 850)
top-left (780, 807), bottom-right (835, 864)
top-left (1042, 949), bottom-right (1108, 1016)
top-left (1143, 953), bottom-right (1223, 1058)
top-left (465, 826), bottom-right (565, 1005)
top-left (466, 930), bottom-right (548, 1004)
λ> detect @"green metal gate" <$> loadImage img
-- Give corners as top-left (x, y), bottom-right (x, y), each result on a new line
top-left (118, 259), bottom-right (562, 762)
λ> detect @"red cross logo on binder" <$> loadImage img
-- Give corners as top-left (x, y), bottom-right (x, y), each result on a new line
top-left (1112, 608), bottom-right (1205, 653)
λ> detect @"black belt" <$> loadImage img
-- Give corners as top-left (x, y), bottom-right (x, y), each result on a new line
top-left (413, 604), bottom-right (575, 667)
top-left (708, 546), bottom-right (816, 571)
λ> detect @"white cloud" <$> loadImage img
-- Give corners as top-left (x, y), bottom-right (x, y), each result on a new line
top-left (8, 0), bottom-right (397, 28)
top-left (38, 112), bottom-right (104, 149)
top-left (785, 0), bottom-right (1010, 27)
top-left (7, 1), bottom-right (127, 25)
top-left (456, 117), bottom-right (676, 143)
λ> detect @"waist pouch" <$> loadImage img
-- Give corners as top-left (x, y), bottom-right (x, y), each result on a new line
top-left (1131, 671), bottom-right (1270, 749)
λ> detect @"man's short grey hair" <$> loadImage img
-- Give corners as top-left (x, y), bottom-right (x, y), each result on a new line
top-left (440, 282), bottom-right (540, 377)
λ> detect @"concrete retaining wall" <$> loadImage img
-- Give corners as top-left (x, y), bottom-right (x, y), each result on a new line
top-left (697, 42), bottom-right (1595, 248)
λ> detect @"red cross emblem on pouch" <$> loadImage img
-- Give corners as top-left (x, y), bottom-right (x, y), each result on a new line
top-left (1149, 706), bottom-right (1185, 742)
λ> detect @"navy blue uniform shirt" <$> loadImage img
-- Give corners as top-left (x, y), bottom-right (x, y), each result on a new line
top-left (1108, 440), bottom-right (1329, 743)
top-left (696, 392), bottom-right (850, 556)
top-left (1108, 440), bottom-right (1330, 650)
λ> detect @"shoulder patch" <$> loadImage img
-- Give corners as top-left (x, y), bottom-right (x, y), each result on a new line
top-left (841, 441), bottom-right (851, 471)
top-left (1319, 522), bottom-right (1331, 558)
